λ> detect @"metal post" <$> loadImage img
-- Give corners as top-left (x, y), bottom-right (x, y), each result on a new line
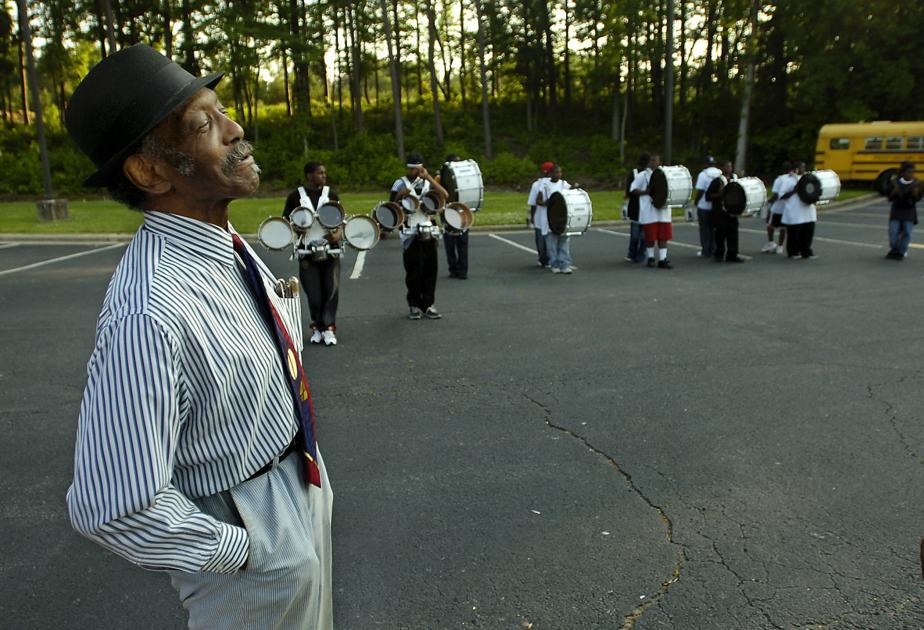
top-left (664, 0), bottom-right (674, 165)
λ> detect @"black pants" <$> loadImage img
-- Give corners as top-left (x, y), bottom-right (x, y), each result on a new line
top-left (298, 256), bottom-right (340, 330)
top-left (403, 237), bottom-right (438, 309)
top-left (713, 211), bottom-right (739, 261)
top-left (443, 231), bottom-right (469, 277)
top-left (785, 222), bottom-right (815, 258)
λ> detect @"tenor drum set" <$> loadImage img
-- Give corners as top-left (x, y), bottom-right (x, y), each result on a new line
top-left (257, 199), bottom-right (381, 260)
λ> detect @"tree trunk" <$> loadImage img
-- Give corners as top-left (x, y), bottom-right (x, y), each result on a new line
top-left (17, 24), bottom-right (29, 124)
top-left (679, 0), bottom-right (687, 106)
top-left (610, 68), bottom-right (621, 142)
top-left (541, 2), bottom-right (556, 109)
top-left (426, 0), bottom-right (444, 147)
top-left (282, 47), bottom-right (291, 117)
top-left (734, 0), bottom-right (759, 174)
top-left (93, 0), bottom-right (108, 59)
top-left (16, 0), bottom-right (53, 198)
top-left (474, 0), bottom-right (492, 158)
top-left (458, 0), bottom-right (466, 107)
top-left (415, 11), bottom-right (424, 98)
top-left (563, 0), bottom-right (571, 107)
top-left (102, 0), bottom-right (118, 53)
top-left (346, 2), bottom-right (364, 131)
top-left (181, 0), bottom-right (198, 73)
top-left (163, 0), bottom-right (173, 58)
top-left (380, 0), bottom-right (405, 159)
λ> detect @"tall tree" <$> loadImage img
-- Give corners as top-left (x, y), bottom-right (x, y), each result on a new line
top-left (379, 0), bottom-right (404, 158)
top-left (425, 0), bottom-right (444, 147)
top-left (474, 0), bottom-right (492, 157)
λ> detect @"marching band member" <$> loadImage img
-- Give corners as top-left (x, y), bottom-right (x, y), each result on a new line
top-left (624, 154), bottom-right (649, 263)
top-left (709, 160), bottom-right (745, 262)
top-left (886, 161), bottom-right (921, 260)
top-left (438, 154), bottom-right (469, 279)
top-left (527, 161), bottom-right (554, 268)
top-left (282, 161), bottom-right (342, 346)
top-left (762, 161), bottom-right (792, 254)
top-left (390, 152), bottom-right (449, 319)
top-left (780, 161), bottom-right (817, 259)
top-left (535, 164), bottom-right (574, 274)
top-left (631, 154), bottom-right (673, 269)
top-left (693, 155), bottom-right (721, 258)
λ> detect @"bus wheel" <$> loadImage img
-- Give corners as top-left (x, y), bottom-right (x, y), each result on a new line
top-left (874, 169), bottom-right (898, 196)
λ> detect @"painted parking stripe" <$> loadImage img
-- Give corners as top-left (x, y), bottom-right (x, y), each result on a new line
top-left (489, 233), bottom-right (537, 255)
top-left (0, 243), bottom-right (124, 277)
top-left (0, 243), bottom-right (20, 250)
top-left (349, 250), bottom-right (367, 279)
top-left (594, 227), bottom-right (753, 260)
top-left (736, 227), bottom-right (883, 249)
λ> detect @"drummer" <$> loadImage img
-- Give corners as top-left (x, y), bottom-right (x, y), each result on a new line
top-left (709, 160), bottom-right (745, 263)
top-left (779, 161), bottom-right (817, 259)
top-left (624, 154), bottom-right (649, 264)
top-left (282, 161), bottom-right (342, 346)
top-left (438, 154), bottom-right (468, 279)
top-left (693, 155), bottom-right (722, 258)
top-left (762, 161), bottom-right (793, 254)
top-left (390, 152), bottom-right (449, 319)
top-left (535, 164), bottom-right (574, 274)
top-left (630, 154), bottom-right (673, 269)
top-left (527, 161), bottom-right (554, 268)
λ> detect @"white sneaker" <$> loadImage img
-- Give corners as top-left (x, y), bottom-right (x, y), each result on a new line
top-left (775, 245), bottom-right (784, 255)
top-left (322, 330), bottom-right (337, 346)
top-left (563, 266), bottom-right (574, 274)
top-left (696, 249), bottom-right (702, 257)
top-left (309, 329), bottom-right (323, 344)
top-left (762, 242), bottom-right (776, 253)
top-left (552, 267), bottom-right (562, 274)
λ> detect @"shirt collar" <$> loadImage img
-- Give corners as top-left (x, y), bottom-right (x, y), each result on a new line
top-left (143, 211), bottom-right (237, 267)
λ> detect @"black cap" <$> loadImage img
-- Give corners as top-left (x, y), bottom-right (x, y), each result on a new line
top-left (704, 155), bottom-right (716, 165)
top-left (406, 153), bottom-right (424, 167)
top-left (65, 44), bottom-right (222, 187)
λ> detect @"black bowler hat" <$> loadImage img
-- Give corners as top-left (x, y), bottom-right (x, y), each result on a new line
top-left (65, 44), bottom-right (223, 187)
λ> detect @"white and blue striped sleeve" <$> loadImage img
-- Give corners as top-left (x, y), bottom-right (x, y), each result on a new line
top-left (66, 313), bottom-right (249, 574)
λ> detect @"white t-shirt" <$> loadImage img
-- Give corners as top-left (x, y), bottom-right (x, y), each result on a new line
top-left (769, 173), bottom-right (791, 215)
top-left (537, 179), bottom-right (571, 236)
top-left (694, 167), bottom-right (723, 211)
top-left (527, 177), bottom-right (547, 229)
top-left (631, 169), bottom-right (671, 224)
top-left (779, 174), bottom-right (816, 225)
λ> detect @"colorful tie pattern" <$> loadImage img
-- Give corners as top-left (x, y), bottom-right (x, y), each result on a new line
top-left (231, 234), bottom-right (321, 487)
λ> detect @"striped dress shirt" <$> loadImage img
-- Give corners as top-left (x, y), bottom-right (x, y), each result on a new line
top-left (67, 211), bottom-right (306, 574)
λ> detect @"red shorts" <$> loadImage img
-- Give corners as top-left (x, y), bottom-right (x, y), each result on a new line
top-left (643, 222), bottom-right (673, 242)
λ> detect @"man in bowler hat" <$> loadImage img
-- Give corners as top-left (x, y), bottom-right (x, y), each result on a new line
top-left (64, 44), bottom-right (333, 630)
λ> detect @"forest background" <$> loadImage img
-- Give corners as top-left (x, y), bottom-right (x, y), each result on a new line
top-left (1, 0), bottom-right (922, 199)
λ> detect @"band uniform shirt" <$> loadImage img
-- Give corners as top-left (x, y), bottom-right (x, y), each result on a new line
top-left (66, 211), bottom-right (309, 575)
top-left (527, 177), bottom-right (548, 228)
top-left (695, 167), bottom-right (723, 211)
top-left (631, 168), bottom-right (670, 224)
top-left (780, 174), bottom-right (816, 225)
top-left (769, 173), bottom-right (790, 215)
top-left (390, 176), bottom-right (432, 249)
top-left (537, 179), bottom-right (571, 236)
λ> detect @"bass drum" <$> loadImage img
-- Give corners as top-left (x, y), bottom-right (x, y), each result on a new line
top-left (316, 201), bottom-right (345, 228)
top-left (722, 177), bottom-right (767, 216)
top-left (440, 202), bottom-right (474, 234)
top-left (440, 159), bottom-right (484, 211)
top-left (547, 189), bottom-right (593, 236)
top-left (649, 165), bottom-right (693, 209)
top-left (797, 170), bottom-right (841, 204)
top-left (372, 201), bottom-right (405, 232)
top-left (343, 215), bottom-right (380, 250)
top-left (257, 217), bottom-right (295, 251)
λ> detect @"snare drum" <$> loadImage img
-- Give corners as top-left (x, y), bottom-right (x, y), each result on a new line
top-left (257, 217), bottom-right (295, 251)
top-left (343, 215), bottom-right (380, 250)
top-left (722, 177), bottom-right (767, 216)
top-left (649, 165), bottom-right (693, 209)
top-left (420, 190), bottom-right (446, 214)
top-left (399, 196), bottom-right (420, 212)
top-left (440, 202), bottom-right (474, 234)
top-left (547, 189), bottom-right (593, 236)
top-left (440, 159), bottom-right (484, 211)
top-left (289, 207), bottom-right (314, 231)
top-left (372, 202), bottom-right (405, 231)
top-left (316, 201), bottom-right (345, 228)
top-left (797, 170), bottom-right (841, 204)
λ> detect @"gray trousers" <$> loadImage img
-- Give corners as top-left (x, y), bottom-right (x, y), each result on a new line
top-left (169, 450), bottom-right (333, 630)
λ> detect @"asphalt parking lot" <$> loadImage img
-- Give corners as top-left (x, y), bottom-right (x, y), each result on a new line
top-left (2, 197), bottom-right (923, 629)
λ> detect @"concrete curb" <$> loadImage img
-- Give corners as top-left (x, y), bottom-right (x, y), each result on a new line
top-left (0, 194), bottom-right (880, 243)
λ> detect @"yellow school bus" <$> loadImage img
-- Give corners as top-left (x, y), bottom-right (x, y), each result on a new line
top-left (815, 121), bottom-right (924, 192)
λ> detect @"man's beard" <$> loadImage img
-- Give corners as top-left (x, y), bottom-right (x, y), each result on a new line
top-left (141, 136), bottom-right (260, 178)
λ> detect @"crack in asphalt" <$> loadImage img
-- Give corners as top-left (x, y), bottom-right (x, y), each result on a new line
top-left (521, 393), bottom-right (687, 629)
top-left (866, 379), bottom-right (920, 464)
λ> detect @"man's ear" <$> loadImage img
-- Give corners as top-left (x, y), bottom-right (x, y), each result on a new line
top-left (123, 154), bottom-right (172, 195)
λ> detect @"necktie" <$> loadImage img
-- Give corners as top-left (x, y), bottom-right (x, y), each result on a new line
top-left (231, 233), bottom-right (321, 487)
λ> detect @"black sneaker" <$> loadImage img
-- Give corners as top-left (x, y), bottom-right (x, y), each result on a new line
top-left (646, 257), bottom-right (656, 267)
top-left (658, 259), bottom-right (673, 269)
top-left (408, 307), bottom-right (422, 320)
top-left (424, 307), bottom-right (442, 319)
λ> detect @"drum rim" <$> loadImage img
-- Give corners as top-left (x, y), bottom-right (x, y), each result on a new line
top-left (343, 215), bottom-right (379, 249)
top-left (316, 201), bottom-right (345, 228)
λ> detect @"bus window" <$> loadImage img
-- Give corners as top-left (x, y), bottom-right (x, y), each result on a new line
top-left (908, 136), bottom-right (924, 150)
top-left (885, 137), bottom-right (903, 150)
top-left (864, 137), bottom-right (883, 150)
top-left (829, 138), bottom-right (850, 150)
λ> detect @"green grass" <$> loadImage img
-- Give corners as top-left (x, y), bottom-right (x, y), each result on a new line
top-left (0, 187), bottom-right (875, 234)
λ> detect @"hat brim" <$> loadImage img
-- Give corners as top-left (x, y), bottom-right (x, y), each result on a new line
top-left (83, 72), bottom-right (223, 187)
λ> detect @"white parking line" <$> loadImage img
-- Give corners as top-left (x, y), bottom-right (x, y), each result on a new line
top-left (0, 243), bottom-right (124, 277)
top-left (349, 250), bottom-right (367, 279)
top-left (815, 220), bottom-right (882, 231)
top-left (489, 233), bottom-right (536, 255)
top-left (0, 243), bottom-right (20, 250)
top-left (738, 227), bottom-right (883, 249)
top-left (594, 228), bottom-right (752, 259)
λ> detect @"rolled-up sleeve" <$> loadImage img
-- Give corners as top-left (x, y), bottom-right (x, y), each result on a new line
top-left (66, 313), bottom-right (248, 574)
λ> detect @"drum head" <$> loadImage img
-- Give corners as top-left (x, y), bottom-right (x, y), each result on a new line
top-left (421, 190), bottom-right (444, 214)
top-left (441, 202), bottom-right (473, 233)
top-left (373, 202), bottom-right (404, 230)
top-left (722, 181), bottom-right (747, 216)
top-left (258, 217), bottom-right (294, 250)
top-left (649, 168), bottom-right (668, 209)
top-left (343, 215), bottom-right (380, 250)
top-left (400, 196), bottom-right (419, 212)
top-left (290, 207), bottom-right (313, 230)
top-left (797, 173), bottom-right (822, 204)
top-left (547, 192), bottom-right (569, 235)
top-left (317, 202), bottom-right (345, 228)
